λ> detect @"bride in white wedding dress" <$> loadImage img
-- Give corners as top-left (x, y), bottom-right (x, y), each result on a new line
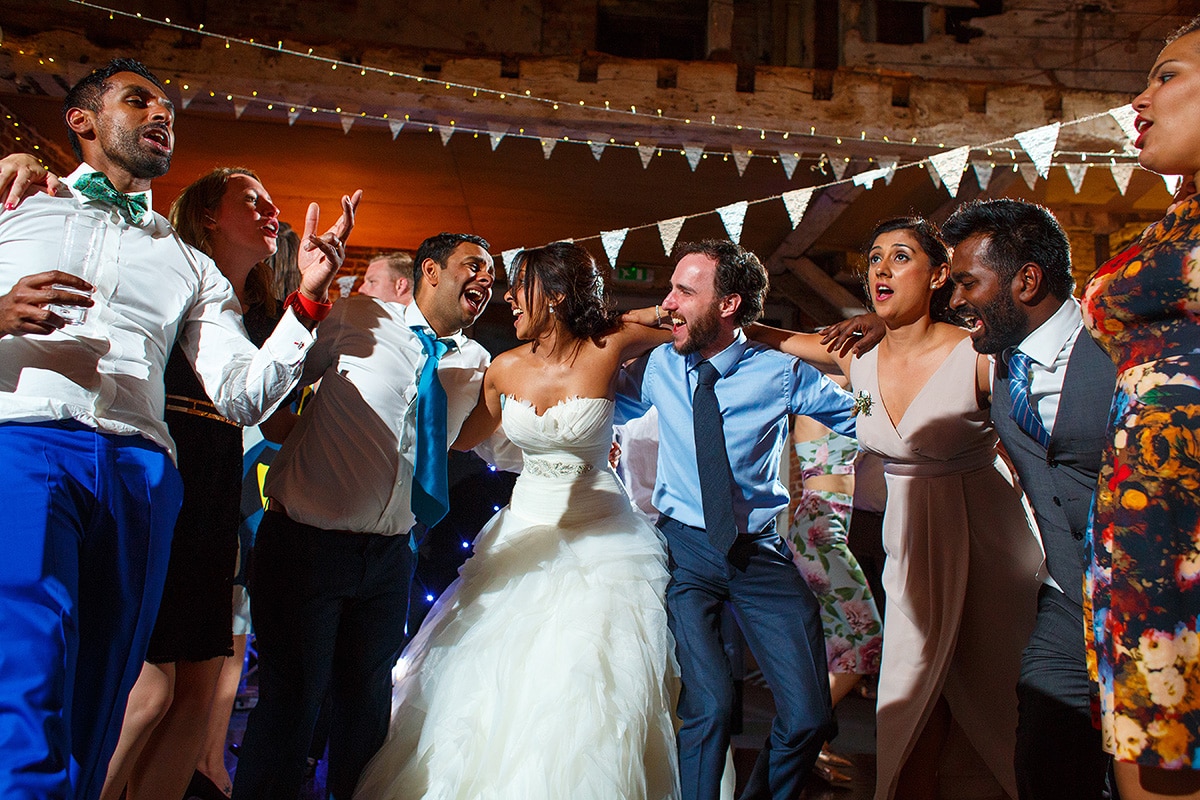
top-left (353, 242), bottom-right (680, 800)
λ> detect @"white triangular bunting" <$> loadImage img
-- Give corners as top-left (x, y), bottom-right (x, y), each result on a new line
top-left (778, 152), bottom-right (799, 180)
top-left (879, 159), bottom-right (898, 185)
top-left (539, 137), bottom-right (557, 159)
top-left (1064, 163), bottom-right (1088, 194)
top-left (179, 85), bottom-right (199, 109)
top-left (926, 162), bottom-right (942, 190)
top-left (388, 119), bottom-right (404, 139)
top-left (658, 217), bottom-right (685, 256)
top-left (340, 114), bottom-right (355, 135)
top-left (1019, 163), bottom-right (1040, 190)
top-left (717, 201), bottom-right (749, 243)
top-left (589, 140), bottom-right (607, 161)
top-left (637, 143), bottom-right (656, 168)
top-left (600, 228), bottom-right (628, 267)
top-left (683, 144), bottom-right (704, 172)
top-left (1163, 174), bottom-right (1185, 196)
top-left (287, 108), bottom-right (301, 126)
top-left (929, 146), bottom-right (971, 196)
top-left (972, 160), bottom-right (995, 191)
top-left (438, 125), bottom-right (454, 145)
top-left (830, 158), bottom-right (849, 180)
top-left (1110, 162), bottom-right (1135, 195)
top-left (781, 188), bottom-right (814, 229)
top-left (731, 150), bottom-right (752, 176)
top-left (1015, 122), bottom-right (1060, 179)
top-left (501, 248), bottom-right (522, 270)
top-left (1109, 105), bottom-right (1138, 143)
top-left (233, 101), bottom-right (248, 119)
top-left (852, 167), bottom-right (890, 189)
top-left (487, 123), bottom-right (508, 151)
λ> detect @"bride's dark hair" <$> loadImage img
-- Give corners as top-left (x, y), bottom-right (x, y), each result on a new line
top-left (511, 242), bottom-right (616, 339)
top-left (864, 216), bottom-right (956, 324)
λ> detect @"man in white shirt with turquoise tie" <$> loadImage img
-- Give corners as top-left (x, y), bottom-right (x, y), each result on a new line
top-left (0, 59), bottom-right (357, 800)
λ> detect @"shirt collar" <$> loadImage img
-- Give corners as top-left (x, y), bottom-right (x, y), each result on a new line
top-left (65, 163), bottom-right (157, 230)
top-left (1015, 298), bottom-right (1082, 368)
top-left (687, 328), bottom-right (748, 378)
top-left (404, 301), bottom-right (467, 350)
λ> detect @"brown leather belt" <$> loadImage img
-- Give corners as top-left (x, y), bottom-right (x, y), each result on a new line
top-left (164, 394), bottom-right (238, 427)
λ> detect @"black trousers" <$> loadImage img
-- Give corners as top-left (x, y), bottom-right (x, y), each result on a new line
top-left (1015, 585), bottom-right (1113, 800)
top-left (232, 510), bottom-right (414, 800)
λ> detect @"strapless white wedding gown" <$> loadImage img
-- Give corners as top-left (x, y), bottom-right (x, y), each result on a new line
top-left (353, 396), bottom-right (681, 800)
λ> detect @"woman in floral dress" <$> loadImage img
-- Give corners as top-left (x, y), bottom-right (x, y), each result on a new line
top-left (1080, 15), bottom-right (1200, 800)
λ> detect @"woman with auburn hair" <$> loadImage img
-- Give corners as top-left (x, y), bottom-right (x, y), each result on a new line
top-left (1080, 16), bottom-right (1200, 800)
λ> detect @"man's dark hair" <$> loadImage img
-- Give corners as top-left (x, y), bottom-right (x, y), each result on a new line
top-left (412, 233), bottom-right (491, 292)
top-left (62, 58), bottom-right (168, 161)
top-left (671, 239), bottom-right (768, 327)
top-left (942, 199), bottom-right (1074, 301)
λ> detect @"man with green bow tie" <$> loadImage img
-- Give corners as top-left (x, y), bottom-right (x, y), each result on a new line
top-left (0, 59), bottom-right (358, 800)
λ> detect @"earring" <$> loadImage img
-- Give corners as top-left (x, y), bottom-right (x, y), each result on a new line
top-left (549, 303), bottom-right (556, 314)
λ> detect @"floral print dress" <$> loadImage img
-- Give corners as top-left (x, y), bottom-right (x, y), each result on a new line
top-left (786, 431), bottom-right (884, 674)
top-left (1082, 194), bottom-right (1200, 769)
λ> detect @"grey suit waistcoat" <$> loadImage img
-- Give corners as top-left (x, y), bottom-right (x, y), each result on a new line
top-left (991, 332), bottom-right (1117, 607)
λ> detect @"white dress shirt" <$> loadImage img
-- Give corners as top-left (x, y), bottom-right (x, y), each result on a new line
top-left (0, 164), bottom-right (314, 461)
top-left (1014, 298), bottom-right (1083, 435)
top-left (263, 297), bottom-right (491, 535)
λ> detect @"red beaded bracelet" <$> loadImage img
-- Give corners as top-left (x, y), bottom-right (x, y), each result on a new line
top-left (283, 290), bottom-right (333, 323)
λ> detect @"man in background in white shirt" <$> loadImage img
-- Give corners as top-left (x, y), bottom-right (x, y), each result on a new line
top-left (233, 233), bottom-right (495, 800)
top-left (944, 199), bottom-right (1117, 800)
top-left (359, 251), bottom-right (414, 305)
top-left (0, 59), bottom-right (356, 800)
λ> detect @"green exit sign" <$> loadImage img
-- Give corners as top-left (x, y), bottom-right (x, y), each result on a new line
top-left (617, 266), bottom-right (651, 282)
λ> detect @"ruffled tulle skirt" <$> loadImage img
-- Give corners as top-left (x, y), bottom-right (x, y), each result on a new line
top-left (353, 468), bottom-right (680, 800)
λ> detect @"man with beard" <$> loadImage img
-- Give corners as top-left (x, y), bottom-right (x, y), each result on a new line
top-left (943, 199), bottom-right (1116, 800)
top-left (0, 59), bottom-right (356, 800)
top-left (617, 239), bottom-right (856, 800)
top-left (232, 233), bottom-right (498, 800)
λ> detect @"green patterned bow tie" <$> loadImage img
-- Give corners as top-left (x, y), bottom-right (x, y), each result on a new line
top-left (73, 172), bottom-right (149, 226)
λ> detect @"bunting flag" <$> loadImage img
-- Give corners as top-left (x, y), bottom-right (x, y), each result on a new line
top-left (683, 144), bottom-right (705, 172)
top-left (878, 159), bottom-right (898, 185)
top-left (1019, 163), bottom-right (1040, 190)
top-left (589, 139), bottom-right (607, 161)
top-left (438, 125), bottom-right (455, 145)
top-left (779, 152), bottom-right (799, 180)
top-left (388, 119), bottom-right (405, 139)
top-left (234, 101), bottom-right (249, 119)
top-left (782, 188), bottom-right (814, 229)
top-left (830, 158), bottom-right (849, 180)
top-left (600, 228), bottom-right (629, 267)
top-left (1064, 163), bottom-right (1088, 194)
top-left (335, 275), bottom-right (356, 298)
top-left (731, 149), bottom-right (752, 176)
top-left (1015, 122), bottom-right (1060, 179)
top-left (658, 217), bottom-right (685, 256)
top-left (637, 143), bottom-right (657, 169)
top-left (929, 146), bottom-right (971, 197)
top-left (1163, 174), bottom-right (1185, 196)
top-left (927, 162), bottom-right (943, 190)
top-left (539, 137), bottom-right (557, 159)
top-left (972, 160), bottom-right (995, 191)
top-left (852, 166), bottom-right (890, 189)
top-left (179, 85), bottom-right (199, 109)
top-left (1109, 105), bottom-right (1139, 143)
top-left (287, 108), bottom-right (301, 126)
top-left (501, 247), bottom-right (523, 271)
top-left (717, 200), bottom-right (749, 243)
top-left (339, 114), bottom-right (355, 134)
top-left (487, 123), bottom-right (508, 151)
top-left (1109, 162), bottom-right (1135, 195)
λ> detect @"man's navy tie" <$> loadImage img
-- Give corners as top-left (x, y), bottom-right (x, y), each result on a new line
top-left (693, 360), bottom-right (739, 553)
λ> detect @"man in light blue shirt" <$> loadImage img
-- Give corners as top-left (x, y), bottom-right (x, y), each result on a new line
top-left (618, 239), bottom-right (855, 800)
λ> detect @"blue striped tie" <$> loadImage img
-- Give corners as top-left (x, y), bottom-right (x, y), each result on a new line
top-left (1007, 349), bottom-right (1051, 448)
top-left (411, 327), bottom-right (450, 528)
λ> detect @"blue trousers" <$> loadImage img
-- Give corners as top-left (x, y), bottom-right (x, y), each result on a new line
top-left (0, 422), bottom-right (182, 800)
top-left (659, 517), bottom-right (834, 800)
top-left (233, 511), bottom-right (414, 800)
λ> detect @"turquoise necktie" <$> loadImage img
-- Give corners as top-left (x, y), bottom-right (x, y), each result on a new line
top-left (412, 327), bottom-right (450, 528)
top-left (73, 172), bottom-right (149, 226)
top-left (1006, 349), bottom-right (1051, 448)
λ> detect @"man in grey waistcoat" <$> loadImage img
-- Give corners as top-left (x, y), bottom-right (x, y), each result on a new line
top-left (943, 199), bottom-right (1116, 800)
